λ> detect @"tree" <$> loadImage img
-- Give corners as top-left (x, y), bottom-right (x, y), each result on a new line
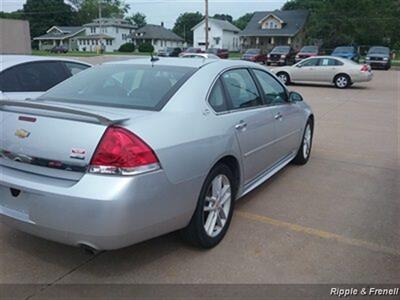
top-left (72, 0), bottom-right (130, 25)
top-left (282, 0), bottom-right (400, 48)
top-left (126, 12), bottom-right (147, 28)
top-left (23, 0), bottom-right (76, 38)
top-left (233, 13), bottom-right (254, 30)
top-left (173, 12), bottom-right (203, 44)
top-left (213, 14), bottom-right (233, 23)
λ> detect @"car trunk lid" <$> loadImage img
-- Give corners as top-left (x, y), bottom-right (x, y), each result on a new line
top-left (0, 100), bottom-right (149, 181)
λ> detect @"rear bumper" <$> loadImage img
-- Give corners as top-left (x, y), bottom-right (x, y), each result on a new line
top-left (352, 72), bottom-right (374, 83)
top-left (0, 165), bottom-right (201, 250)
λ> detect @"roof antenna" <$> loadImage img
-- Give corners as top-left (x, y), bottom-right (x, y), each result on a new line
top-left (150, 54), bottom-right (159, 66)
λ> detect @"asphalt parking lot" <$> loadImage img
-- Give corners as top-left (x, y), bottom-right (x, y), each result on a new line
top-left (1, 57), bottom-right (399, 298)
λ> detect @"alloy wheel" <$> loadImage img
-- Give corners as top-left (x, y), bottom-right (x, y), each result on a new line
top-left (203, 174), bottom-right (232, 238)
top-left (278, 73), bottom-right (288, 84)
top-left (303, 124), bottom-right (312, 159)
top-left (336, 76), bottom-right (348, 88)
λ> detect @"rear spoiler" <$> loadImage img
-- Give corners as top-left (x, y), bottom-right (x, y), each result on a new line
top-left (0, 100), bottom-right (129, 126)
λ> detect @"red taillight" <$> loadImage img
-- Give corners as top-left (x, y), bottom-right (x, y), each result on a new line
top-left (361, 64), bottom-right (370, 72)
top-left (89, 127), bottom-right (159, 175)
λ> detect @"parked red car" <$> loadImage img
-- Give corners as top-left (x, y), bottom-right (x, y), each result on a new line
top-left (206, 48), bottom-right (229, 59)
top-left (241, 49), bottom-right (267, 63)
top-left (295, 45), bottom-right (320, 63)
top-left (179, 47), bottom-right (203, 56)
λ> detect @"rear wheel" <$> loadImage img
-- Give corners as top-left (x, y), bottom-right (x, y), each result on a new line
top-left (277, 72), bottom-right (291, 85)
top-left (334, 74), bottom-right (351, 89)
top-left (181, 164), bottom-right (236, 248)
top-left (293, 119), bottom-right (313, 165)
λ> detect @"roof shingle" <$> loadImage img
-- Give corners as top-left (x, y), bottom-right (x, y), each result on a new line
top-left (240, 10), bottom-right (309, 37)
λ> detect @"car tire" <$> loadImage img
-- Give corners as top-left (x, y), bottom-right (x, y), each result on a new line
top-left (277, 72), bottom-right (291, 85)
top-left (292, 119), bottom-right (313, 165)
top-left (181, 164), bottom-right (236, 249)
top-left (334, 74), bottom-right (351, 89)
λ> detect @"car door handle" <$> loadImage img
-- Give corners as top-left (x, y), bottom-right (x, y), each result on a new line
top-left (274, 112), bottom-right (283, 120)
top-left (235, 121), bottom-right (247, 130)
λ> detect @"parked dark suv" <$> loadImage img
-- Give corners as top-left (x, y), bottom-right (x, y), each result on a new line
top-left (266, 46), bottom-right (296, 66)
top-left (206, 48), bottom-right (229, 59)
top-left (295, 45), bottom-right (320, 63)
top-left (365, 46), bottom-right (391, 70)
top-left (158, 47), bottom-right (182, 57)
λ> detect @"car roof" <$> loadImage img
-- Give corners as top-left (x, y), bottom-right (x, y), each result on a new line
top-left (105, 57), bottom-right (257, 69)
top-left (0, 55), bottom-right (91, 71)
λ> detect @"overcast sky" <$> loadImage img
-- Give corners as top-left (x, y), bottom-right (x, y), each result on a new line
top-left (0, 0), bottom-right (286, 28)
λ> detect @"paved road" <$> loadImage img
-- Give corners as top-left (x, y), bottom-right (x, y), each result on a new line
top-left (0, 59), bottom-right (399, 298)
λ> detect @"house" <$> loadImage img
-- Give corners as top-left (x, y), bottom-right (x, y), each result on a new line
top-left (192, 18), bottom-right (241, 51)
top-left (240, 10), bottom-right (309, 51)
top-left (131, 24), bottom-right (184, 52)
top-left (76, 18), bottom-right (137, 52)
top-left (0, 18), bottom-right (31, 54)
top-left (34, 26), bottom-right (85, 51)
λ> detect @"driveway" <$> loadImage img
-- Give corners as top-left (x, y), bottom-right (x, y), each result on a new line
top-left (0, 60), bottom-right (399, 298)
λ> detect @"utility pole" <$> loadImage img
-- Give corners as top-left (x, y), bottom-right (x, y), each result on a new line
top-left (205, 0), bottom-right (209, 50)
top-left (98, 0), bottom-right (103, 53)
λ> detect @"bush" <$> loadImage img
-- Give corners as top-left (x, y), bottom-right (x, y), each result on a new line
top-left (138, 42), bottom-right (154, 53)
top-left (118, 43), bottom-right (135, 52)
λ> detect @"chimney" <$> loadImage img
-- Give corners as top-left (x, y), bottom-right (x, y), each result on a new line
top-left (161, 22), bottom-right (164, 27)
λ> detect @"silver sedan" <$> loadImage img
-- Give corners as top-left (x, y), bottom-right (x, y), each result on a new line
top-left (271, 56), bottom-right (373, 88)
top-left (0, 58), bottom-right (314, 251)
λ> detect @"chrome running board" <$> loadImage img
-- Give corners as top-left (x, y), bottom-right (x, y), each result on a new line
top-left (240, 153), bottom-right (296, 198)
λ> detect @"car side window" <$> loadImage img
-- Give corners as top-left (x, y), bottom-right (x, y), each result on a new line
top-left (299, 58), bottom-right (319, 67)
top-left (221, 69), bottom-right (262, 110)
top-left (0, 68), bottom-right (21, 92)
top-left (2, 61), bottom-right (69, 92)
top-left (64, 62), bottom-right (90, 76)
top-left (208, 79), bottom-right (228, 112)
top-left (253, 69), bottom-right (287, 106)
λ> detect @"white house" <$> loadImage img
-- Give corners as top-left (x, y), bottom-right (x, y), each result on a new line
top-left (76, 18), bottom-right (137, 52)
top-left (131, 24), bottom-right (185, 52)
top-left (192, 18), bottom-right (241, 51)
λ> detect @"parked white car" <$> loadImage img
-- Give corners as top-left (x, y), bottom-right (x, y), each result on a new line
top-left (0, 55), bottom-right (91, 100)
top-left (181, 53), bottom-right (220, 59)
top-left (271, 56), bottom-right (373, 89)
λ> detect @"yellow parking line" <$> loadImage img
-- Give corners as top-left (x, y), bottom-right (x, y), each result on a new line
top-left (236, 210), bottom-right (400, 257)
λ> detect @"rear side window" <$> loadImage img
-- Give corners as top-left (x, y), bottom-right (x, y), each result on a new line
top-left (0, 61), bottom-right (68, 92)
top-left (41, 64), bottom-right (196, 111)
top-left (208, 79), bottom-right (228, 112)
top-left (253, 69), bottom-right (287, 105)
top-left (319, 58), bottom-right (343, 66)
top-left (64, 62), bottom-right (90, 75)
top-left (221, 69), bottom-right (262, 110)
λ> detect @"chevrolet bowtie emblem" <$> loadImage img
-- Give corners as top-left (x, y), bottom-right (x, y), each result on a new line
top-left (15, 129), bottom-right (31, 139)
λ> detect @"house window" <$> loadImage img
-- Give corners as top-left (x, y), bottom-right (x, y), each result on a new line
top-left (116, 27), bottom-right (119, 34)
top-left (91, 27), bottom-right (96, 34)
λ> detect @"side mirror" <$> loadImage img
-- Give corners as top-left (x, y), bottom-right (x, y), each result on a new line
top-left (289, 91), bottom-right (303, 102)
top-left (295, 64), bottom-right (302, 68)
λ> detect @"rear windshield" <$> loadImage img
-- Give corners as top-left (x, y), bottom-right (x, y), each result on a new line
top-left (39, 64), bottom-right (196, 111)
top-left (271, 46), bottom-right (290, 53)
top-left (245, 49), bottom-right (260, 54)
top-left (333, 47), bottom-right (354, 52)
top-left (368, 47), bottom-right (389, 55)
top-left (300, 46), bottom-right (318, 53)
top-left (186, 48), bottom-right (199, 53)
